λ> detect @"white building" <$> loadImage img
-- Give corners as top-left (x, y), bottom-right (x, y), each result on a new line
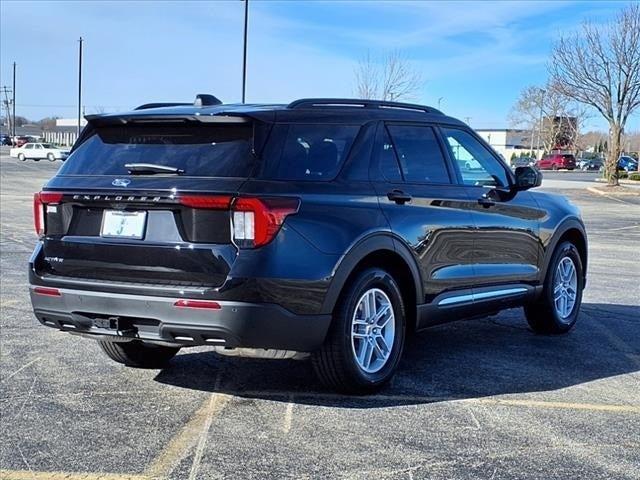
top-left (475, 129), bottom-right (540, 161)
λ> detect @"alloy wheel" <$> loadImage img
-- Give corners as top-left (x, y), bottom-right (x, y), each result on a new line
top-left (350, 288), bottom-right (395, 373)
top-left (553, 257), bottom-right (578, 320)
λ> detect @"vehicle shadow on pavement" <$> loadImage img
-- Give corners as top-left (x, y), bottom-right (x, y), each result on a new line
top-left (154, 303), bottom-right (639, 407)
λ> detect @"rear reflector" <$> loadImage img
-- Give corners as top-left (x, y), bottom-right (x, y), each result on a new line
top-left (33, 287), bottom-right (61, 297)
top-left (173, 299), bottom-right (221, 310)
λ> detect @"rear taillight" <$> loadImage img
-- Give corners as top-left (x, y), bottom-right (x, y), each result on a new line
top-left (33, 192), bottom-right (63, 236)
top-left (178, 195), bottom-right (232, 209)
top-left (232, 197), bottom-right (299, 248)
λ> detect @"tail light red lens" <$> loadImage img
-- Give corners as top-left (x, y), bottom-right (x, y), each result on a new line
top-left (176, 194), bottom-right (299, 248)
top-left (33, 192), bottom-right (63, 236)
top-left (178, 195), bottom-right (232, 209)
top-left (232, 197), bottom-right (299, 248)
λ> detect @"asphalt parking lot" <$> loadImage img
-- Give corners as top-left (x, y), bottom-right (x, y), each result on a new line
top-left (1, 150), bottom-right (639, 480)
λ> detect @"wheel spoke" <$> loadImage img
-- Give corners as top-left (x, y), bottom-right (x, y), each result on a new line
top-left (372, 338), bottom-right (386, 360)
top-left (373, 304), bottom-right (391, 325)
top-left (362, 292), bottom-right (371, 320)
top-left (363, 340), bottom-right (374, 369)
top-left (377, 334), bottom-right (391, 355)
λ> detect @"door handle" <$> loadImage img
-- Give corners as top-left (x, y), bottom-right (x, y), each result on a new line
top-left (478, 193), bottom-right (495, 207)
top-left (387, 189), bottom-right (412, 204)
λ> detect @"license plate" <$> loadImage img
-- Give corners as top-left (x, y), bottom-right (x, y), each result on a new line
top-left (101, 210), bottom-right (147, 239)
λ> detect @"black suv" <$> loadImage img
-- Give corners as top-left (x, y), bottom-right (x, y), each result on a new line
top-left (29, 96), bottom-right (587, 393)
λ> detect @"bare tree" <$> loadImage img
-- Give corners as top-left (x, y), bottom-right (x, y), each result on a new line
top-left (355, 50), bottom-right (422, 102)
top-left (509, 82), bottom-right (589, 154)
top-left (550, 4), bottom-right (640, 185)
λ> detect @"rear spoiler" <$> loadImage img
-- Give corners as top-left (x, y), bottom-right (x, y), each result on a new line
top-left (83, 113), bottom-right (250, 127)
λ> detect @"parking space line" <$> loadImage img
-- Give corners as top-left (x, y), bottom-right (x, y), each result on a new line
top-left (1, 357), bottom-right (41, 383)
top-left (233, 390), bottom-right (640, 414)
top-left (471, 398), bottom-right (640, 413)
top-left (283, 394), bottom-right (295, 433)
top-left (0, 470), bottom-right (149, 480)
top-left (144, 375), bottom-right (230, 480)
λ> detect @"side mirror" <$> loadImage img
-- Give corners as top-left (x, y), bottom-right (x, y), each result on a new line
top-left (514, 166), bottom-right (542, 191)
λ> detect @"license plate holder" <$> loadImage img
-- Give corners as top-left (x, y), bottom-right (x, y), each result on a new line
top-left (101, 210), bottom-right (147, 239)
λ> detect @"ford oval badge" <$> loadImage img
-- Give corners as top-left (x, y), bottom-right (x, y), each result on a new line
top-left (112, 178), bottom-right (131, 187)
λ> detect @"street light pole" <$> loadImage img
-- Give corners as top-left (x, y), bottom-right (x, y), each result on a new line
top-left (12, 62), bottom-right (16, 138)
top-left (438, 97), bottom-right (443, 110)
top-left (77, 37), bottom-right (83, 137)
top-left (242, 0), bottom-right (249, 103)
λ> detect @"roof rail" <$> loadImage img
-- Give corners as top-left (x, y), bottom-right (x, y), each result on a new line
top-left (287, 98), bottom-right (443, 115)
top-left (134, 102), bottom-right (191, 110)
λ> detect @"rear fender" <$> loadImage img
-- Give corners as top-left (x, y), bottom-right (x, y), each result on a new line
top-left (321, 233), bottom-right (423, 314)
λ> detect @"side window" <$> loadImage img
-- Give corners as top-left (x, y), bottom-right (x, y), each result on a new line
top-left (259, 124), bottom-right (359, 181)
top-left (377, 127), bottom-right (402, 182)
top-left (442, 127), bottom-right (509, 187)
top-left (386, 125), bottom-right (451, 184)
top-left (25, 144), bottom-right (33, 149)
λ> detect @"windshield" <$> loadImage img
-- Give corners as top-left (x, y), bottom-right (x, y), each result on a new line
top-left (59, 123), bottom-right (255, 177)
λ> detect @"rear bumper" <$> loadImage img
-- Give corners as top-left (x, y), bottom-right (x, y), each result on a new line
top-left (30, 286), bottom-right (331, 352)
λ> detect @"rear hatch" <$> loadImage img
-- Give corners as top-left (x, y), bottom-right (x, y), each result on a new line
top-left (561, 154), bottom-right (576, 167)
top-left (35, 120), bottom-right (259, 288)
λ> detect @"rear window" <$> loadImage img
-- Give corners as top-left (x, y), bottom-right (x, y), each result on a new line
top-left (259, 124), bottom-right (359, 181)
top-left (59, 124), bottom-right (255, 177)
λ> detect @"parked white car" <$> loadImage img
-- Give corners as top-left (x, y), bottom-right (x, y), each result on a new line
top-left (9, 143), bottom-right (70, 162)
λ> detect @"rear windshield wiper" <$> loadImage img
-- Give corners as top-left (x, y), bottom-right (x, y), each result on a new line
top-left (125, 163), bottom-right (184, 175)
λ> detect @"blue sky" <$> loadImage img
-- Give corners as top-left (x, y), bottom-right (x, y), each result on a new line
top-left (1, 0), bottom-right (637, 131)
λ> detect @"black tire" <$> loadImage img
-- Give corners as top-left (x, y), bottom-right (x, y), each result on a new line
top-left (98, 339), bottom-right (180, 368)
top-left (525, 241), bottom-right (584, 334)
top-left (47, 153), bottom-right (56, 162)
top-left (18, 153), bottom-right (25, 161)
top-left (312, 267), bottom-right (406, 394)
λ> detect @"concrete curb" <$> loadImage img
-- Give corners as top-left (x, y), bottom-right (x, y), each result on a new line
top-left (594, 177), bottom-right (640, 186)
top-left (587, 186), bottom-right (640, 197)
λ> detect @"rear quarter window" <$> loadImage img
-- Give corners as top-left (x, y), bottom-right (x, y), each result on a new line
top-left (258, 124), bottom-right (360, 181)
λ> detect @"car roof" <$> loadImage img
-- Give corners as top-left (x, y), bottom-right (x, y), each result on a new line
top-left (85, 98), bottom-right (467, 128)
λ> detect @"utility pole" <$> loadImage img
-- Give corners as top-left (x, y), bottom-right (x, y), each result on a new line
top-left (77, 37), bottom-right (83, 136)
top-left (12, 62), bottom-right (16, 137)
top-left (242, 0), bottom-right (249, 103)
top-left (464, 116), bottom-right (471, 126)
top-left (1, 86), bottom-right (12, 137)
